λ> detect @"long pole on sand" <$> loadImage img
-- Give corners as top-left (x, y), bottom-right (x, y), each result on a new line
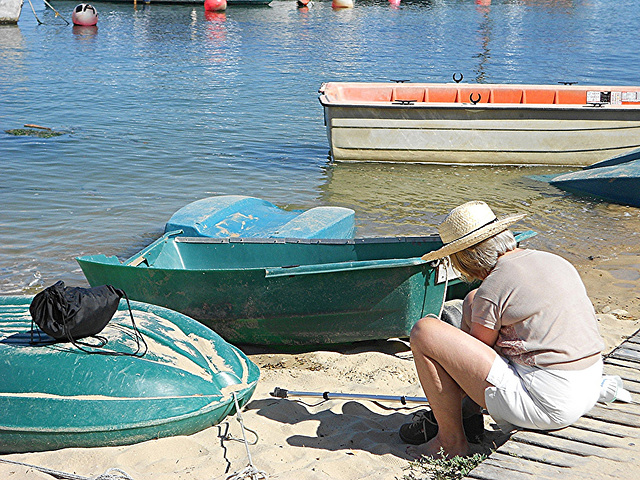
top-left (271, 387), bottom-right (428, 404)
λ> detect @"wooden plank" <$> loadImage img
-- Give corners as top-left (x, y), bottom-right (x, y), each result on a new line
top-left (467, 462), bottom-right (540, 480)
top-left (616, 341), bottom-right (640, 352)
top-left (605, 357), bottom-right (640, 372)
top-left (482, 452), bottom-right (571, 477)
top-left (495, 440), bottom-right (586, 467)
top-left (544, 425), bottom-right (633, 449)
top-left (594, 401), bottom-right (640, 417)
top-left (571, 416), bottom-right (640, 439)
top-left (610, 348), bottom-right (640, 363)
top-left (585, 404), bottom-right (640, 427)
top-left (511, 430), bottom-right (628, 461)
top-left (603, 362), bottom-right (640, 381)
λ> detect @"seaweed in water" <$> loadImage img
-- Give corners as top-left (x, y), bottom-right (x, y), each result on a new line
top-left (5, 129), bottom-right (64, 138)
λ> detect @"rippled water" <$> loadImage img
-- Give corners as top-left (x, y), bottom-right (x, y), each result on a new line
top-left (1, 0), bottom-right (640, 293)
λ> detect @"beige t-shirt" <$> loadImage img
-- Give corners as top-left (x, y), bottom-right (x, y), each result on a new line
top-left (472, 249), bottom-right (604, 370)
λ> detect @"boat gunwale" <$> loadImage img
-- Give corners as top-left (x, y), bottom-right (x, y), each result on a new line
top-left (0, 385), bottom-right (258, 434)
top-left (318, 82), bottom-right (640, 111)
top-left (318, 96), bottom-right (640, 112)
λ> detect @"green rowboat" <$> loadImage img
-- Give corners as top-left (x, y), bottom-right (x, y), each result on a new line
top-left (0, 296), bottom-right (260, 453)
top-left (76, 231), bottom-right (535, 346)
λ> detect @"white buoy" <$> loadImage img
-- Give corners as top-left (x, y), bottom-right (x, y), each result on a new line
top-left (72, 4), bottom-right (98, 26)
top-left (332, 0), bottom-right (353, 8)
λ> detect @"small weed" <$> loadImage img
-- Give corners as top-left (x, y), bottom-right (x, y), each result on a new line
top-left (401, 448), bottom-right (487, 480)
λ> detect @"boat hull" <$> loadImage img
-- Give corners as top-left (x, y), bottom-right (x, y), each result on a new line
top-left (77, 235), bottom-right (466, 346)
top-left (0, 296), bottom-right (259, 453)
top-left (165, 195), bottom-right (355, 239)
top-left (319, 82), bottom-right (640, 166)
top-left (550, 159), bottom-right (640, 207)
top-left (0, 0), bottom-right (22, 24)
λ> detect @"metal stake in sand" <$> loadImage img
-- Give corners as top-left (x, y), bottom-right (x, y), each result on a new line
top-left (271, 387), bottom-right (428, 405)
top-left (226, 392), bottom-right (268, 480)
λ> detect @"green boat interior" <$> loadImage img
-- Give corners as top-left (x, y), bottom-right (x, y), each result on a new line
top-left (111, 230), bottom-right (537, 272)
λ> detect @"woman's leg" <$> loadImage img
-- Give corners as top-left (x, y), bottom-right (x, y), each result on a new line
top-left (408, 314), bottom-right (497, 458)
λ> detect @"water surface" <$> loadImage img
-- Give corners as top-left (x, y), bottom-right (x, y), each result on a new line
top-left (1, 0), bottom-right (640, 293)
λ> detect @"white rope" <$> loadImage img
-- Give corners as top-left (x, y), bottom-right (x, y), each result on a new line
top-left (225, 392), bottom-right (268, 480)
top-left (436, 256), bottom-right (451, 320)
top-left (0, 459), bottom-right (134, 480)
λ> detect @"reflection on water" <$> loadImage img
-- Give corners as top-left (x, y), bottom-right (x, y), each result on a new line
top-left (320, 162), bottom-right (640, 266)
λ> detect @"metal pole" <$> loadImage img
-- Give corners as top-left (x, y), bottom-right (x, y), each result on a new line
top-left (43, 0), bottom-right (70, 25)
top-left (271, 387), bottom-right (428, 405)
top-left (26, 0), bottom-right (43, 24)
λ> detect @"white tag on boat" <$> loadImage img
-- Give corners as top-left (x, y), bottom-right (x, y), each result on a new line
top-left (622, 91), bottom-right (640, 102)
top-left (435, 262), bottom-right (461, 284)
top-left (587, 91), bottom-right (608, 103)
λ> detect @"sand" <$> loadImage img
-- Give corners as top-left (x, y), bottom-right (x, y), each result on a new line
top-left (1, 254), bottom-right (639, 480)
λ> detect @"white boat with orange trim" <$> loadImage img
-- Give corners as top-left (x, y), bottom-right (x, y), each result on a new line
top-left (318, 82), bottom-right (640, 166)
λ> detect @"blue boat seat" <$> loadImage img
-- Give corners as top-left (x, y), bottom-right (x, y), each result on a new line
top-left (165, 195), bottom-right (355, 239)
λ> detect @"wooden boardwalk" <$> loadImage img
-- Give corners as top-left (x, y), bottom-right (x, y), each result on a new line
top-left (466, 329), bottom-right (640, 480)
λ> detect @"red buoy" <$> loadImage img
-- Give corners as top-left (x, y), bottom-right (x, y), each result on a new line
top-left (204, 0), bottom-right (227, 12)
top-left (72, 4), bottom-right (98, 26)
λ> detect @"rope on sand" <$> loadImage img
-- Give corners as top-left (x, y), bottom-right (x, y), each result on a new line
top-left (0, 459), bottom-right (134, 480)
top-left (225, 392), bottom-right (268, 480)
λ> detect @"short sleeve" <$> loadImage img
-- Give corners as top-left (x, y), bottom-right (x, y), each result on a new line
top-left (471, 293), bottom-right (501, 331)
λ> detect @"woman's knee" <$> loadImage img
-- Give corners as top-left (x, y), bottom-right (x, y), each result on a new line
top-left (410, 315), bottom-right (445, 352)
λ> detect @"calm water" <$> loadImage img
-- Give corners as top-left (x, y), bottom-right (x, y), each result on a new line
top-left (1, 0), bottom-right (640, 293)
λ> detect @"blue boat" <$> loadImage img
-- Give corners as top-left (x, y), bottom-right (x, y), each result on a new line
top-left (0, 296), bottom-right (260, 453)
top-left (165, 195), bottom-right (355, 239)
top-left (550, 158), bottom-right (640, 208)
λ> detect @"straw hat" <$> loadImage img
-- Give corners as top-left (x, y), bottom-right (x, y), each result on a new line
top-left (421, 201), bottom-right (525, 262)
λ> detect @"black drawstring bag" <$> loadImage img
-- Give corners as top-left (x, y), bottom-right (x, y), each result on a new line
top-left (29, 281), bottom-right (147, 357)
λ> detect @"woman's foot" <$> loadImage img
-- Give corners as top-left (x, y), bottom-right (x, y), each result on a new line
top-left (406, 433), bottom-right (470, 459)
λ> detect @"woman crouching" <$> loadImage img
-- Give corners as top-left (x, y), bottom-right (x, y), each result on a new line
top-left (402, 201), bottom-right (604, 458)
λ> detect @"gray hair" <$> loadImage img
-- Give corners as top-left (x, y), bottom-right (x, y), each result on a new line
top-left (450, 229), bottom-right (517, 282)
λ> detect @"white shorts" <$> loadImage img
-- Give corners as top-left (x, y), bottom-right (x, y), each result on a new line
top-left (484, 355), bottom-right (603, 433)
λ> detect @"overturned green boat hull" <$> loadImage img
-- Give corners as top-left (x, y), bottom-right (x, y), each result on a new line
top-left (0, 296), bottom-right (259, 453)
top-left (77, 233), bottom-right (475, 346)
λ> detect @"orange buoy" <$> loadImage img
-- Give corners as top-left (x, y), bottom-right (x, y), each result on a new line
top-left (389, 0), bottom-right (401, 5)
top-left (72, 4), bottom-right (98, 26)
top-left (204, 0), bottom-right (227, 12)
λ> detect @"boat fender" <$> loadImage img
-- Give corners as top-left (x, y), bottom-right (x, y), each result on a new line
top-left (332, 0), bottom-right (354, 8)
top-left (72, 4), bottom-right (98, 26)
top-left (204, 0), bottom-right (227, 12)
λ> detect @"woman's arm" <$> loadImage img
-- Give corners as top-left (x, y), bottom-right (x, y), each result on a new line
top-left (469, 322), bottom-right (499, 348)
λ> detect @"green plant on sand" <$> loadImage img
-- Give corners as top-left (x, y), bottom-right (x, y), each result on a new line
top-left (402, 449), bottom-right (487, 480)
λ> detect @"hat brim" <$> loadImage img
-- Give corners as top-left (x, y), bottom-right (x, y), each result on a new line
top-left (421, 213), bottom-right (526, 262)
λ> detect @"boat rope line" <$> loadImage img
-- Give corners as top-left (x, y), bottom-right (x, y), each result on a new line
top-left (437, 256), bottom-right (451, 320)
top-left (0, 459), bottom-right (134, 480)
top-left (225, 392), bottom-right (269, 480)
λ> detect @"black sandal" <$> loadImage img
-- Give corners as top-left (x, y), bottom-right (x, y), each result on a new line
top-left (398, 408), bottom-right (484, 445)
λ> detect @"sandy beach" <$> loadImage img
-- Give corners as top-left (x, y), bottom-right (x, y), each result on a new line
top-left (1, 250), bottom-right (639, 480)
